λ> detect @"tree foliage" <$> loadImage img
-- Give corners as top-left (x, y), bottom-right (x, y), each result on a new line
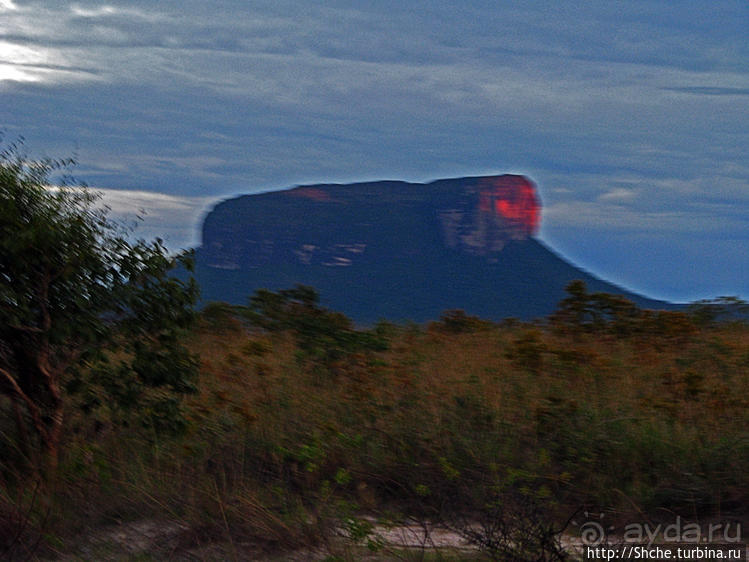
top-left (246, 285), bottom-right (387, 370)
top-left (551, 280), bottom-right (697, 341)
top-left (432, 309), bottom-right (491, 334)
top-left (0, 139), bottom-right (198, 476)
top-left (551, 280), bottom-right (641, 333)
top-left (687, 296), bottom-right (749, 327)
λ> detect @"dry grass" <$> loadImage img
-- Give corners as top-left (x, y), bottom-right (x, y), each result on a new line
top-left (3, 308), bottom-right (749, 559)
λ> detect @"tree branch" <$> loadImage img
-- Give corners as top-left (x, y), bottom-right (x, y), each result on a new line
top-left (7, 324), bottom-right (44, 333)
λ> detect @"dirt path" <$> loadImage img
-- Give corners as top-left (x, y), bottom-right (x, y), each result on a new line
top-left (52, 517), bottom-right (592, 560)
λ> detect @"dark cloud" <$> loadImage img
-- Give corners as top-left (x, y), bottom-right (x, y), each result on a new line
top-left (662, 86), bottom-right (749, 96)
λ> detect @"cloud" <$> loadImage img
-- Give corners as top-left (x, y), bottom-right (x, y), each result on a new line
top-left (95, 188), bottom-right (218, 250)
top-left (97, 188), bottom-right (213, 214)
top-left (538, 169), bottom-right (749, 241)
top-left (662, 86), bottom-right (749, 96)
top-left (598, 188), bottom-right (638, 203)
top-left (68, 4), bottom-right (159, 20)
top-left (542, 200), bottom-right (746, 234)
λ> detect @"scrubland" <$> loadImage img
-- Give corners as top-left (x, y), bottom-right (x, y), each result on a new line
top-left (2, 290), bottom-right (748, 560)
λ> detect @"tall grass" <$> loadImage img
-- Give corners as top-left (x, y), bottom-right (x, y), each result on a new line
top-left (3, 305), bottom-right (749, 558)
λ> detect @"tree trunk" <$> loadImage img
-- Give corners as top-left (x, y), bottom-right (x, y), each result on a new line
top-left (37, 356), bottom-right (64, 480)
top-left (1, 359), bottom-right (65, 480)
top-left (12, 399), bottom-right (32, 464)
top-left (42, 396), bottom-right (64, 479)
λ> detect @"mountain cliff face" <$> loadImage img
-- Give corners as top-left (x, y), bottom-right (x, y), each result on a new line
top-left (196, 175), bottom-right (670, 322)
top-left (202, 175), bottom-right (539, 269)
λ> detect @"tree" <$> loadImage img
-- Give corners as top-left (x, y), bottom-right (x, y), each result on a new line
top-left (246, 285), bottom-right (387, 370)
top-left (0, 139), bottom-right (198, 477)
top-left (687, 296), bottom-right (749, 327)
top-left (551, 280), bottom-right (642, 334)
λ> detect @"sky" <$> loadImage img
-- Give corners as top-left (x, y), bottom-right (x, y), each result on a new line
top-left (1, 0), bottom-right (748, 303)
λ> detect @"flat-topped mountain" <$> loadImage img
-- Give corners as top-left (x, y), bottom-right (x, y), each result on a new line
top-left (195, 175), bottom-right (671, 322)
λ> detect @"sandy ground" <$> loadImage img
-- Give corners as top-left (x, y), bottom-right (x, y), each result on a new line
top-left (51, 517), bottom-right (481, 560)
top-left (51, 517), bottom-right (656, 560)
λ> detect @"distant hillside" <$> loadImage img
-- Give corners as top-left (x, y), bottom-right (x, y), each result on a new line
top-left (194, 175), bottom-right (673, 322)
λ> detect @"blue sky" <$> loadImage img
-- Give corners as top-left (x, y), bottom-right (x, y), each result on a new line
top-left (2, 0), bottom-right (748, 303)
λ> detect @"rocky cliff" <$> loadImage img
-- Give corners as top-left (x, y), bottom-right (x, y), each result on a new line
top-left (202, 175), bottom-right (540, 269)
top-left (196, 175), bottom-right (671, 322)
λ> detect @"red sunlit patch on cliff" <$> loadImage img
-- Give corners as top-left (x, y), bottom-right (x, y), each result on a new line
top-left (478, 176), bottom-right (540, 236)
top-left (288, 187), bottom-right (331, 201)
